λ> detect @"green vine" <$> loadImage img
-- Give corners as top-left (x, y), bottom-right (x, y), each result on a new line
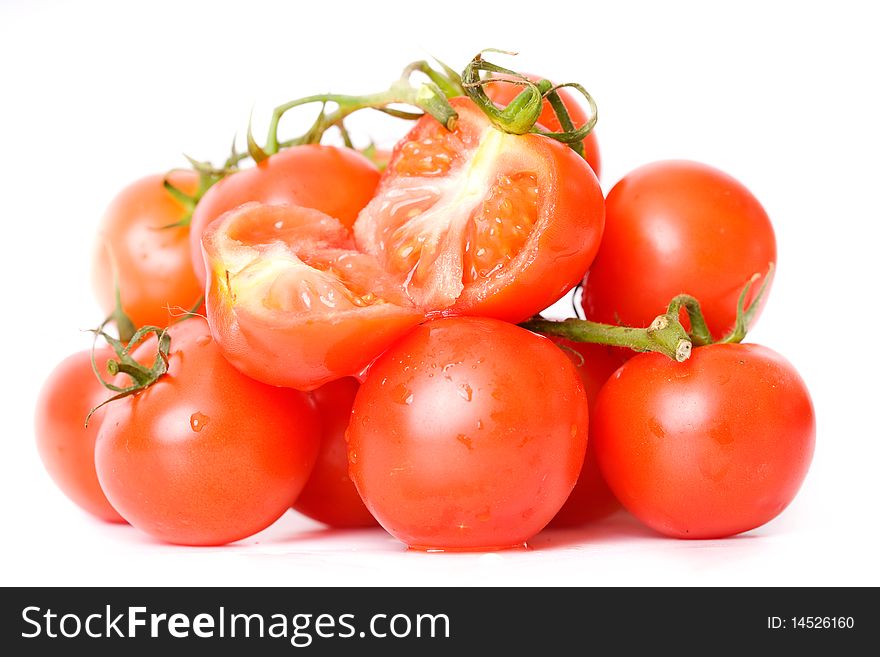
top-left (523, 266), bottom-right (775, 360)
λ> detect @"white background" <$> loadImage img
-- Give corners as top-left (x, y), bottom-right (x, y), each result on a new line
top-left (1, 0), bottom-right (878, 586)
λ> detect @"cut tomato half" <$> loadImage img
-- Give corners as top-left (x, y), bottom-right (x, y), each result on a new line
top-left (203, 203), bottom-right (424, 390)
top-left (189, 145), bottom-right (380, 285)
top-left (354, 97), bottom-right (604, 323)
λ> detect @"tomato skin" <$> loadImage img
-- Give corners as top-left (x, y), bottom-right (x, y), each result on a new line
top-left (549, 341), bottom-right (626, 526)
top-left (356, 97), bottom-right (604, 324)
top-left (484, 74), bottom-right (601, 178)
top-left (348, 317), bottom-right (589, 550)
top-left (94, 319), bottom-right (320, 546)
top-left (92, 171), bottom-right (203, 328)
top-left (583, 160), bottom-right (776, 338)
top-left (293, 378), bottom-right (377, 527)
top-left (593, 343), bottom-right (815, 539)
top-left (189, 145), bottom-right (380, 284)
top-left (34, 349), bottom-right (124, 523)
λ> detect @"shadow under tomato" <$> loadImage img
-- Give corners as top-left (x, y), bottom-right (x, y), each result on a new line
top-left (528, 509), bottom-right (658, 550)
top-left (159, 508), bottom-right (773, 552)
top-left (255, 511), bottom-right (396, 548)
top-left (531, 510), bottom-right (771, 551)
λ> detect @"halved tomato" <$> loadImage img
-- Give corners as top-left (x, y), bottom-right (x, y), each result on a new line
top-left (354, 97), bottom-right (604, 323)
top-left (483, 74), bottom-right (601, 178)
top-left (190, 145), bottom-right (380, 285)
top-left (202, 203), bottom-right (424, 390)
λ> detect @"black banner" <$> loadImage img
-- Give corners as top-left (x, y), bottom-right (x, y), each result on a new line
top-left (0, 587), bottom-right (868, 653)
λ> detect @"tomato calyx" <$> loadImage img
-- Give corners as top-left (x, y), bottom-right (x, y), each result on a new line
top-left (461, 50), bottom-right (598, 159)
top-left (523, 265), bottom-right (775, 360)
top-left (86, 323), bottom-right (171, 426)
top-left (85, 284), bottom-right (207, 424)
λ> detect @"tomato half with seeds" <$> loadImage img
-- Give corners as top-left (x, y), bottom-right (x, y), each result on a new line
top-left (203, 203), bottom-right (424, 390)
top-left (354, 97), bottom-right (604, 322)
top-left (190, 145), bottom-right (380, 284)
top-left (484, 74), bottom-right (601, 178)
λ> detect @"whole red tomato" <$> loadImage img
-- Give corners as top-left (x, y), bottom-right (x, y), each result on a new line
top-left (549, 341), bottom-right (627, 526)
top-left (348, 317), bottom-right (589, 550)
top-left (92, 171), bottom-right (203, 328)
top-left (484, 73), bottom-right (601, 178)
top-left (293, 377), bottom-right (377, 527)
top-left (94, 318), bottom-right (320, 546)
top-left (189, 145), bottom-right (380, 284)
top-left (582, 160), bottom-right (776, 338)
top-left (34, 348), bottom-right (124, 523)
top-left (355, 96), bottom-right (604, 322)
top-left (592, 343), bottom-right (815, 539)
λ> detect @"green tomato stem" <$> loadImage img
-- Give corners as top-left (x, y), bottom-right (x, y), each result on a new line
top-left (264, 79), bottom-right (458, 156)
top-left (532, 82), bottom-right (598, 146)
top-left (461, 53), bottom-right (545, 134)
top-left (528, 265), bottom-right (776, 360)
top-left (521, 310), bottom-right (692, 362)
top-left (666, 294), bottom-right (714, 346)
top-left (402, 59), bottom-right (466, 98)
top-left (460, 51), bottom-right (598, 159)
top-left (175, 52), bottom-right (600, 218)
top-left (719, 264), bottom-right (775, 344)
top-left (544, 86), bottom-right (584, 158)
top-left (86, 324), bottom-right (172, 426)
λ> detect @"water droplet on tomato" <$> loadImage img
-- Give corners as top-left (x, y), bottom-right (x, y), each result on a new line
top-left (349, 451), bottom-right (358, 464)
top-left (190, 412), bottom-right (210, 432)
top-left (391, 383), bottom-right (414, 405)
top-left (457, 383), bottom-right (473, 402)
